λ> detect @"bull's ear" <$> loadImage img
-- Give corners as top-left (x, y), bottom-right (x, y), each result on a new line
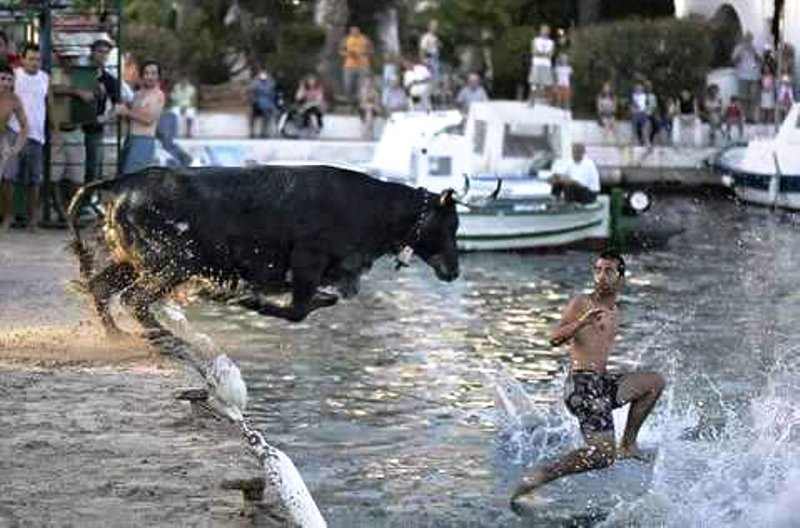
top-left (439, 189), bottom-right (456, 207)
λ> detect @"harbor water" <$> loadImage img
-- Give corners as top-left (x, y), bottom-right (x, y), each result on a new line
top-left (177, 192), bottom-right (799, 527)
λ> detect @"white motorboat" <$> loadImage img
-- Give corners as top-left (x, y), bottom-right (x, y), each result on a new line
top-left (369, 101), bottom-right (641, 251)
top-left (713, 103), bottom-right (800, 209)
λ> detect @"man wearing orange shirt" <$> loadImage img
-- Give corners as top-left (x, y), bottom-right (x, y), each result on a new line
top-left (339, 26), bottom-right (373, 109)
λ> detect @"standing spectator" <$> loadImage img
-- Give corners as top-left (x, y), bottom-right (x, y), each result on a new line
top-left (553, 53), bottom-right (573, 110)
top-left (114, 60), bottom-right (165, 175)
top-left (596, 82), bottom-right (618, 144)
top-left (528, 24), bottom-right (554, 103)
top-left (7, 43), bottom-right (52, 232)
top-left (51, 50), bottom-right (92, 221)
top-left (724, 95), bottom-right (745, 142)
top-left (0, 31), bottom-right (20, 67)
top-left (170, 76), bottom-right (197, 137)
top-left (358, 74), bottom-right (381, 140)
top-left (629, 82), bottom-right (649, 146)
top-left (731, 32), bottom-right (761, 122)
top-left (776, 74), bottom-right (795, 121)
top-left (403, 58), bottom-right (433, 111)
top-left (382, 75), bottom-right (408, 114)
top-left (455, 72), bottom-right (488, 114)
top-left (703, 84), bottom-right (724, 147)
top-left (249, 70), bottom-right (276, 138)
top-left (759, 61), bottom-right (776, 124)
top-left (419, 20), bottom-right (441, 83)
top-left (340, 26), bottom-right (373, 110)
top-left (0, 63), bottom-right (29, 232)
top-left (84, 38), bottom-right (119, 184)
top-left (673, 89), bottom-right (699, 147)
top-left (381, 52), bottom-right (400, 93)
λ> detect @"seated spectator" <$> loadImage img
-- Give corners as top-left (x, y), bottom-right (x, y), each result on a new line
top-left (703, 84), bottom-right (724, 146)
top-left (596, 82), bottom-right (618, 144)
top-left (724, 96), bottom-right (745, 142)
top-left (672, 88), bottom-right (699, 146)
top-left (547, 143), bottom-right (599, 205)
top-left (455, 72), bottom-right (488, 114)
top-left (170, 76), bottom-right (197, 137)
top-left (630, 82), bottom-right (649, 145)
top-left (250, 70), bottom-right (277, 138)
top-left (382, 75), bottom-right (408, 114)
top-left (295, 73), bottom-right (325, 132)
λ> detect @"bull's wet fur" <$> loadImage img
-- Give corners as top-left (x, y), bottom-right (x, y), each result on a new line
top-left (66, 165), bottom-right (460, 344)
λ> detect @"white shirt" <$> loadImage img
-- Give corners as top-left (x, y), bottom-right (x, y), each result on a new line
top-left (532, 36), bottom-right (554, 67)
top-left (419, 32), bottom-right (440, 58)
top-left (554, 156), bottom-right (600, 192)
top-left (555, 65), bottom-right (572, 87)
top-left (10, 68), bottom-right (50, 144)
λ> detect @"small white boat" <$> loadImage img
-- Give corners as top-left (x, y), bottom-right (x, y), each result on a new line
top-left (369, 101), bottom-right (639, 251)
top-left (714, 103), bottom-right (800, 209)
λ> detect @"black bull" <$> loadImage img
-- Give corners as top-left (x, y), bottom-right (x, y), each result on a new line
top-left (67, 165), bottom-right (460, 337)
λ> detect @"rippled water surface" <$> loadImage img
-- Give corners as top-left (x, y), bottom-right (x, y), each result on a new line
top-left (186, 194), bottom-right (800, 527)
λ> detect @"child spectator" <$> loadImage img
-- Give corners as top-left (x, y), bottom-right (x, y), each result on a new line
top-left (553, 54), bottom-right (572, 110)
top-left (777, 74), bottom-right (795, 121)
top-left (703, 84), bottom-right (724, 146)
top-left (724, 95), bottom-right (745, 142)
top-left (382, 75), bottom-right (408, 114)
top-left (759, 62), bottom-right (776, 124)
top-left (596, 82), bottom-right (618, 144)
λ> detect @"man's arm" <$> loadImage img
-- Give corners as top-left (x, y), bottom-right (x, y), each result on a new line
top-left (117, 91), bottom-right (165, 126)
top-left (550, 296), bottom-right (603, 347)
top-left (9, 95), bottom-right (28, 155)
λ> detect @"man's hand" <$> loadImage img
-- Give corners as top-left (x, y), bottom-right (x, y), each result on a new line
top-left (75, 89), bottom-right (94, 103)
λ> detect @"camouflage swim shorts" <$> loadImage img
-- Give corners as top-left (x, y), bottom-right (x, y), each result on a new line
top-left (564, 370), bottom-right (625, 434)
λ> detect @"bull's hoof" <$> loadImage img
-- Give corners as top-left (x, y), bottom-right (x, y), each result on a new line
top-left (313, 291), bottom-right (339, 307)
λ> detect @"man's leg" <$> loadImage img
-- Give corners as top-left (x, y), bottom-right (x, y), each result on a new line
top-left (511, 431), bottom-right (616, 504)
top-left (616, 371), bottom-right (665, 459)
top-left (0, 179), bottom-right (13, 231)
top-left (26, 185), bottom-right (40, 232)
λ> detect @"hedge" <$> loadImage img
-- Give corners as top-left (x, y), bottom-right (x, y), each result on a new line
top-left (569, 17), bottom-right (712, 116)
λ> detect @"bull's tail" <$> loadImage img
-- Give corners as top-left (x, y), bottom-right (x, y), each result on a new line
top-left (66, 178), bottom-right (119, 283)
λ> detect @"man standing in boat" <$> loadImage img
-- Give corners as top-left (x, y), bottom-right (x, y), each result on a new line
top-left (510, 251), bottom-right (665, 507)
top-left (548, 142), bottom-right (600, 205)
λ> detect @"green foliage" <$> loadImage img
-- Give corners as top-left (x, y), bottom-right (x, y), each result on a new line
top-left (569, 17), bottom-right (712, 115)
top-left (264, 24), bottom-right (326, 91)
top-left (492, 25), bottom-right (534, 99)
top-left (123, 25), bottom-right (182, 77)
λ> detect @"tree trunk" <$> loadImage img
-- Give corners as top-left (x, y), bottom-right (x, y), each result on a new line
top-left (315, 0), bottom-right (349, 96)
top-left (577, 0), bottom-right (601, 26)
top-left (375, 7), bottom-right (400, 58)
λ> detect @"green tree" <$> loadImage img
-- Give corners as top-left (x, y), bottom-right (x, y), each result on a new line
top-left (569, 17), bottom-right (712, 116)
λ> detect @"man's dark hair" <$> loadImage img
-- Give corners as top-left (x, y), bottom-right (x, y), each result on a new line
top-left (598, 250), bottom-right (625, 277)
top-left (0, 31), bottom-right (8, 46)
top-left (0, 61), bottom-right (13, 76)
top-left (21, 42), bottom-right (39, 57)
top-left (140, 59), bottom-right (161, 77)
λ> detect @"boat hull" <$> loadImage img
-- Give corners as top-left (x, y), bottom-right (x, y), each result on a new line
top-left (456, 196), bottom-right (610, 251)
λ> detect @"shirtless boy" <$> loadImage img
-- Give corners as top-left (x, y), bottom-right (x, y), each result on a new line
top-left (0, 62), bottom-right (29, 231)
top-left (510, 251), bottom-right (665, 505)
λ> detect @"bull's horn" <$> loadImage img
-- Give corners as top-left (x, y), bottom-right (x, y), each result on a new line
top-left (459, 173), bottom-right (471, 198)
top-left (489, 178), bottom-right (503, 200)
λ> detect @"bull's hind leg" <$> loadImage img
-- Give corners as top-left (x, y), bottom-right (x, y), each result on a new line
top-left (87, 262), bottom-right (138, 336)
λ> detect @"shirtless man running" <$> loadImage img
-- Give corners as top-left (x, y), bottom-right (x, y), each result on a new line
top-left (510, 251), bottom-right (665, 506)
top-left (0, 61), bottom-right (29, 231)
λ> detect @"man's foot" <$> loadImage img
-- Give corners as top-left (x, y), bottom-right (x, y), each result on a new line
top-left (618, 443), bottom-right (653, 462)
top-left (509, 469), bottom-right (547, 504)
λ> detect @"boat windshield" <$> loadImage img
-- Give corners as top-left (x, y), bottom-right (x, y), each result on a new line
top-left (502, 123), bottom-right (560, 159)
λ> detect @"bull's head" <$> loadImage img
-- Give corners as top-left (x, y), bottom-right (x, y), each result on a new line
top-left (411, 189), bottom-right (460, 282)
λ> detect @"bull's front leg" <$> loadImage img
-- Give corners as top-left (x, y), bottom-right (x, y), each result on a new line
top-left (237, 250), bottom-right (336, 322)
